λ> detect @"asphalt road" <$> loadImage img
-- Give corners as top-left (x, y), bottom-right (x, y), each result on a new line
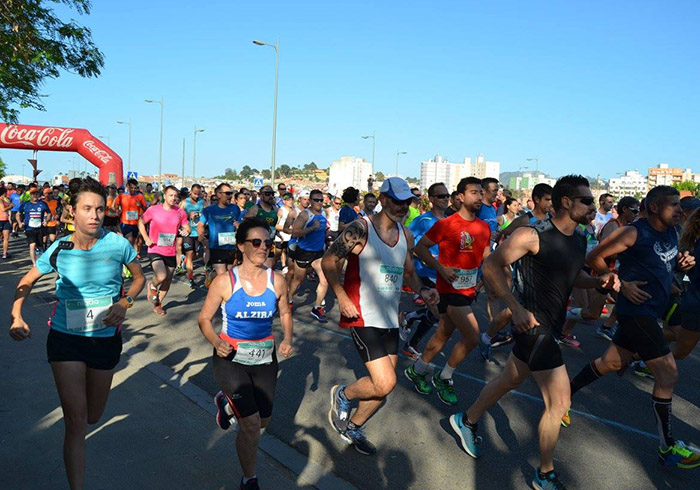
top-left (3, 235), bottom-right (700, 489)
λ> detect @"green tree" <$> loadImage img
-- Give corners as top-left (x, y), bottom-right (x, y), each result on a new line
top-left (239, 165), bottom-right (252, 179)
top-left (304, 162), bottom-right (317, 172)
top-left (375, 171), bottom-right (385, 181)
top-left (0, 1), bottom-right (105, 122)
top-left (673, 181), bottom-right (699, 193)
top-left (0, 156), bottom-right (6, 178)
top-left (261, 169), bottom-right (271, 179)
top-left (277, 164), bottom-right (291, 177)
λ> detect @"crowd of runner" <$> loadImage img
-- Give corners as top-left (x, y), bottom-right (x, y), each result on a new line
top-left (5, 172), bottom-right (700, 490)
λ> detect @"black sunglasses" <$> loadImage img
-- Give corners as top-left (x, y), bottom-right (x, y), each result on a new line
top-left (220, 191), bottom-right (233, 196)
top-left (262, 191), bottom-right (275, 196)
top-left (430, 193), bottom-right (450, 199)
top-left (627, 207), bottom-right (640, 214)
top-left (390, 197), bottom-right (412, 206)
top-left (245, 238), bottom-right (273, 249)
top-left (312, 198), bottom-right (324, 202)
top-left (572, 196), bottom-right (595, 206)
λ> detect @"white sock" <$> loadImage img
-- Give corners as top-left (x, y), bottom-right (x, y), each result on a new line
top-left (440, 365), bottom-right (455, 380)
top-left (242, 475), bottom-right (257, 484)
top-left (414, 358), bottom-right (429, 374)
top-left (481, 332), bottom-right (492, 344)
top-left (639, 361), bottom-right (647, 368)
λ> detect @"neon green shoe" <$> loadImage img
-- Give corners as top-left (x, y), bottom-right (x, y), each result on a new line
top-left (658, 441), bottom-right (700, 469)
top-left (432, 369), bottom-right (458, 405)
top-left (404, 365), bottom-right (433, 394)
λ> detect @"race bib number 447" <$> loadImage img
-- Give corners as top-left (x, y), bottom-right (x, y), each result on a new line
top-left (378, 265), bottom-right (403, 293)
top-left (65, 296), bottom-right (112, 332)
top-left (233, 339), bottom-right (274, 365)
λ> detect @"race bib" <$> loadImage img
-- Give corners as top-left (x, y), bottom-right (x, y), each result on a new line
top-left (157, 233), bottom-right (175, 247)
top-left (125, 210), bottom-right (138, 221)
top-left (233, 339), bottom-right (274, 365)
top-left (65, 296), bottom-right (112, 333)
top-left (218, 232), bottom-right (236, 245)
top-left (28, 217), bottom-right (42, 228)
top-left (452, 268), bottom-right (478, 290)
top-left (378, 265), bottom-right (403, 293)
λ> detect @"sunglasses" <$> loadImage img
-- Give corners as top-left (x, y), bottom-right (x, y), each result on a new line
top-left (390, 197), bottom-right (412, 206)
top-left (312, 198), bottom-right (324, 202)
top-left (278, 187), bottom-right (287, 191)
top-left (333, 201), bottom-right (341, 205)
top-left (572, 196), bottom-right (595, 206)
top-left (627, 207), bottom-right (640, 214)
top-left (219, 191), bottom-right (233, 196)
top-left (430, 193), bottom-right (450, 199)
top-left (245, 238), bottom-right (273, 249)
top-left (262, 191), bottom-right (275, 196)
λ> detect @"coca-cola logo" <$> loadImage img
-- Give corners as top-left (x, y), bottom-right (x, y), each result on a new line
top-left (83, 140), bottom-right (113, 164)
top-left (0, 125), bottom-right (74, 148)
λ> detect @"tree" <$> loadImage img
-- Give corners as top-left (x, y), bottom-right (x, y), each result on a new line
top-left (0, 156), bottom-right (6, 179)
top-left (261, 169), bottom-right (271, 179)
top-left (0, 1), bottom-right (105, 123)
top-left (673, 181), bottom-right (699, 193)
top-left (304, 162), bottom-right (317, 172)
top-left (375, 171), bottom-right (385, 181)
top-left (217, 167), bottom-right (237, 180)
top-left (278, 164), bottom-right (291, 177)
top-left (239, 165), bottom-right (252, 179)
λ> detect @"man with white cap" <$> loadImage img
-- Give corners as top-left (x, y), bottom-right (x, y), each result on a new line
top-left (323, 177), bottom-right (439, 455)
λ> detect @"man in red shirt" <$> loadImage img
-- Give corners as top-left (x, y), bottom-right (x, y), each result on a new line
top-left (112, 178), bottom-right (147, 254)
top-left (405, 176), bottom-right (491, 406)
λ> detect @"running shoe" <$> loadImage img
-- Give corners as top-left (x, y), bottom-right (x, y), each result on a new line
top-left (477, 338), bottom-right (491, 361)
top-left (559, 334), bottom-right (581, 348)
top-left (404, 364), bottom-right (433, 394)
top-left (658, 441), bottom-right (700, 469)
top-left (328, 385), bottom-right (351, 433)
top-left (204, 269), bottom-right (213, 288)
top-left (399, 310), bottom-right (423, 342)
top-left (147, 281), bottom-right (160, 305)
top-left (566, 307), bottom-right (582, 321)
top-left (214, 391), bottom-right (236, 430)
top-left (174, 266), bottom-right (185, 275)
top-left (490, 331), bottom-right (513, 348)
top-left (311, 306), bottom-right (328, 323)
top-left (188, 277), bottom-right (196, 289)
top-left (532, 468), bottom-right (567, 490)
top-left (239, 477), bottom-right (260, 490)
top-left (1, 253), bottom-right (8, 259)
top-left (413, 295), bottom-right (425, 306)
top-left (449, 412), bottom-right (482, 458)
top-left (561, 409), bottom-right (571, 428)
top-left (401, 344), bottom-right (421, 360)
top-left (634, 363), bottom-right (654, 379)
top-left (596, 325), bottom-right (615, 342)
top-left (342, 426), bottom-right (376, 455)
top-left (432, 370), bottom-right (457, 405)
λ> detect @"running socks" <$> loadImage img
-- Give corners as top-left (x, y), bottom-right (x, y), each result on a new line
top-left (347, 421), bottom-right (360, 431)
top-left (481, 332), bottom-right (492, 344)
top-left (414, 358), bottom-right (429, 374)
top-left (570, 361), bottom-right (603, 396)
top-left (652, 396), bottom-right (674, 450)
top-left (440, 365), bottom-right (455, 380)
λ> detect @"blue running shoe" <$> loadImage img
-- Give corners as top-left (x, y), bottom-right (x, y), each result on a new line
top-left (342, 426), bottom-right (376, 455)
top-left (329, 385), bottom-right (351, 433)
top-left (449, 412), bottom-right (482, 458)
top-left (532, 468), bottom-right (567, 490)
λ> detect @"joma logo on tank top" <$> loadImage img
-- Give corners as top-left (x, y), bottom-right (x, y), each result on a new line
top-left (654, 241), bottom-right (678, 272)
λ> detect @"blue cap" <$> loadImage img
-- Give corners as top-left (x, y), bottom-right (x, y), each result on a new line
top-left (380, 177), bottom-right (414, 201)
top-left (680, 197), bottom-right (700, 211)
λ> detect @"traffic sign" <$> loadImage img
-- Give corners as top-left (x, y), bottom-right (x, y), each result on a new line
top-left (253, 176), bottom-right (264, 188)
top-left (126, 171), bottom-right (138, 180)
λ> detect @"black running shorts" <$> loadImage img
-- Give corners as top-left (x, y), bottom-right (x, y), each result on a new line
top-left (511, 331), bottom-right (564, 372)
top-left (25, 228), bottom-right (42, 247)
top-left (290, 247), bottom-right (323, 269)
top-left (613, 315), bottom-right (671, 362)
top-left (350, 327), bottom-right (399, 363)
top-left (182, 236), bottom-right (197, 252)
top-left (210, 248), bottom-right (235, 265)
top-left (681, 312), bottom-right (700, 333)
top-left (46, 329), bottom-right (122, 370)
top-left (438, 293), bottom-right (474, 314)
top-left (148, 253), bottom-right (176, 268)
top-left (212, 349), bottom-right (278, 419)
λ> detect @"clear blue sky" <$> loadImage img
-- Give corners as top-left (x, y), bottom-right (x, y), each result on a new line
top-left (3, 0), bottom-right (700, 182)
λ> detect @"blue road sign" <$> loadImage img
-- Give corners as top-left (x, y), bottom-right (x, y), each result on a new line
top-left (253, 176), bottom-right (264, 188)
top-left (126, 171), bottom-right (139, 180)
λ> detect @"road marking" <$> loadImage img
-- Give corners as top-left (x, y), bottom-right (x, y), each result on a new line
top-left (294, 319), bottom-right (660, 441)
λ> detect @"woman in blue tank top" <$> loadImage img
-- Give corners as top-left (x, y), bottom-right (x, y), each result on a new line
top-left (198, 218), bottom-right (293, 490)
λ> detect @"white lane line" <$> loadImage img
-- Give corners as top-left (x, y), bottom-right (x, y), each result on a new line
top-left (294, 319), bottom-right (660, 441)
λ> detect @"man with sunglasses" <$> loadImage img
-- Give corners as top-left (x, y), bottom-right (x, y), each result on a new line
top-left (245, 186), bottom-right (280, 268)
top-left (324, 177), bottom-right (439, 455)
top-left (198, 183), bottom-right (241, 286)
top-left (450, 175), bottom-right (618, 490)
top-left (275, 183), bottom-right (287, 207)
top-left (594, 193), bottom-right (615, 235)
top-left (565, 185), bottom-right (700, 470)
top-left (288, 190), bottom-right (329, 322)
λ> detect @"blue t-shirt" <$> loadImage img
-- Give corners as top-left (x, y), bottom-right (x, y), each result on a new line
top-left (201, 204), bottom-right (240, 249)
top-left (339, 205), bottom-right (358, 225)
top-left (10, 192), bottom-right (21, 212)
top-left (184, 198), bottom-right (204, 238)
top-left (476, 202), bottom-right (498, 235)
top-left (409, 211), bottom-right (440, 281)
top-left (19, 201), bottom-right (50, 229)
top-left (36, 231), bottom-right (137, 337)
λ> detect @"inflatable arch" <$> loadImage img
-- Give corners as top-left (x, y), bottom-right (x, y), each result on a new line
top-left (0, 124), bottom-right (123, 186)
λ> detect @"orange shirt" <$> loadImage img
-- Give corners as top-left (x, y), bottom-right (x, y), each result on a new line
top-left (106, 195), bottom-right (119, 218)
top-left (45, 198), bottom-right (60, 227)
top-left (115, 193), bottom-right (146, 225)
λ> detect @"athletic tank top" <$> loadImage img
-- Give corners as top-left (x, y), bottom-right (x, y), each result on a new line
top-left (616, 219), bottom-right (678, 318)
top-left (256, 204), bottom-right (278, 239)
top-left (514, 219), bottom-right (586, 334)
top-left (297, 210), bottom-right (327, 252)
top-left (184, 198), bottom-right (204, 237)
top-left (499, 215), bottom-right (512, 230)
top-left (278, 206), bottom-right (291, 241)
top-left (340, 216), bottom-right (407, 329)
top-left (220, 267), bottom-right (277, 343)
top-left (327, 207), bottom-right (340, 232)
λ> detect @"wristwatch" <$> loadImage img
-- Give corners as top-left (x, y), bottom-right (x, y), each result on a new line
top-left (123, 296), bottom-right (135, 309)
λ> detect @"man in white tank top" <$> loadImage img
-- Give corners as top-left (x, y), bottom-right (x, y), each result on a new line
top-left (322, 177), bottom-right (439, 455)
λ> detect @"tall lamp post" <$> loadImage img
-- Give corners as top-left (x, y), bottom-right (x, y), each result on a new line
top-left (145, 97), bottom-right (164, 187)
top-left (253, 38), bottom-right (279, 187)
top-left (98, 135), bottom-right (111, 146)
top-left (116, 120), bottom-right (132, 174)
top-left (193, 126), bottom-right (204, 185)
top-left (361, 130), bottom-right (376, 169)
top-left (395, 151), bottom-right (407, 177)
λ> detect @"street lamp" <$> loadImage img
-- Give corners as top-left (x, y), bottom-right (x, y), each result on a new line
top-left (145, 97), bottom-right (164, 187)
top-left (361, 131), bottom-right (376, 168)
top-left (526, 157), bottom-right (539, 172)
top-left (396, 151), bottom-right (407, 177)
top-left (116, 120), bottom-right (132, 174)
top-left (193, 126), bottom-right (204, 184)
top-left (253, 38), bottom-right (279, 187)
top-left (98, 135), bottom-right (111, 146)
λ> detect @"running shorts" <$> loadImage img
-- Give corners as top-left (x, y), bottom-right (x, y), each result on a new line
top-left (326, 230), bottom-right (340, 243)
top-left (613, 315), bottom-right (670, 362)
top-left (47, 329), bottom-right (122, 370)
top-left (438, 293), bottom-right (475, 314)
top-left (44, 225), bottom-right (57, 236)
top-left (212, 349), bottom-right (278, 419)
top-left (512, 331), bottom-right (564, 372)
top-left (0, 220), bottom-right (10, 232)
top-left (681, 312), bottom-right (700, 333)
top-left (290, 247), bottom-right (323, 268)
top-left (25, 228), bottom-right (43, 247)
top-left (663, 296), bottom-right (682, 327)
top-left (148, 253), bottom-right (176, 268)
top-left (120, 223), bottom-right (139, 238)
top-left (182, 236), bottom-right (197, 252)
top-left (210, 248), bottom-right (235, 265)
top-left (351, 327), bottom-right (399, 363)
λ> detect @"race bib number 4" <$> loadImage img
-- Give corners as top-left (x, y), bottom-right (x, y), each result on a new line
top-left (452, 268), bottom-right (478, 290)
top-left (28, 217), bottom-right (42, 228)
top-left (125, 210), bottom-right (138, 221)
top-left (378, 265), bottom-right (403, 293)
top-left (218, 232), bottom-right (236, 246)
top-left (157, 233), bottom-right (176, 247)
top-left (233, 339), bottom-right (274, 365)
top-left (65, 296), bottom-right (112, 332)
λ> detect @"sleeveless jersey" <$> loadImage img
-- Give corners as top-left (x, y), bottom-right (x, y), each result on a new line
top-left (278, 206), bottom-right (292, 241)
top-left (327, 207), bottom-right (340, 232)
top-left (256, 204), bottom-right (278, 239)
top-left (297, 210), bottom-right (327, 252)
top-left (220, 267), bottom-right (277, 343)
top-left (514, 219), bottom-right (586, 334)
top-left (184, 197), bottom-right (204, 238)
top-left (340, 216), bottom-right (407, 329)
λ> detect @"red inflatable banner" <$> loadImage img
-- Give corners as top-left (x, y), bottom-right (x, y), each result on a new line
top-left (0, 124), bottom-right (123, 187)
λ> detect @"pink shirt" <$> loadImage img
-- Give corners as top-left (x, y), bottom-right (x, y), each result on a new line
top-left (141, 204), bottom-right (188, 256)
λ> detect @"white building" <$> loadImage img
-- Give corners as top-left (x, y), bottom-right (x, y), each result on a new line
top-left (608, 170), bottom-right (647, 199)
top-left (1, 174), bottom-right (32, 184)
top-left (328, 156), bottom-right (372, 196)
top-left (509, 172), bottom-right (557, 191)
top-left (420, 154), bottom-right (500, 192)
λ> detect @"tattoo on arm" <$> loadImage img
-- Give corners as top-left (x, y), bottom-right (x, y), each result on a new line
top-left (327, 220), bottom-right (367, 259)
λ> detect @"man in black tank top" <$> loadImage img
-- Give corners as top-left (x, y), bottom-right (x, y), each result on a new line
top-left (448, 175), bottom-right (618, 489)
